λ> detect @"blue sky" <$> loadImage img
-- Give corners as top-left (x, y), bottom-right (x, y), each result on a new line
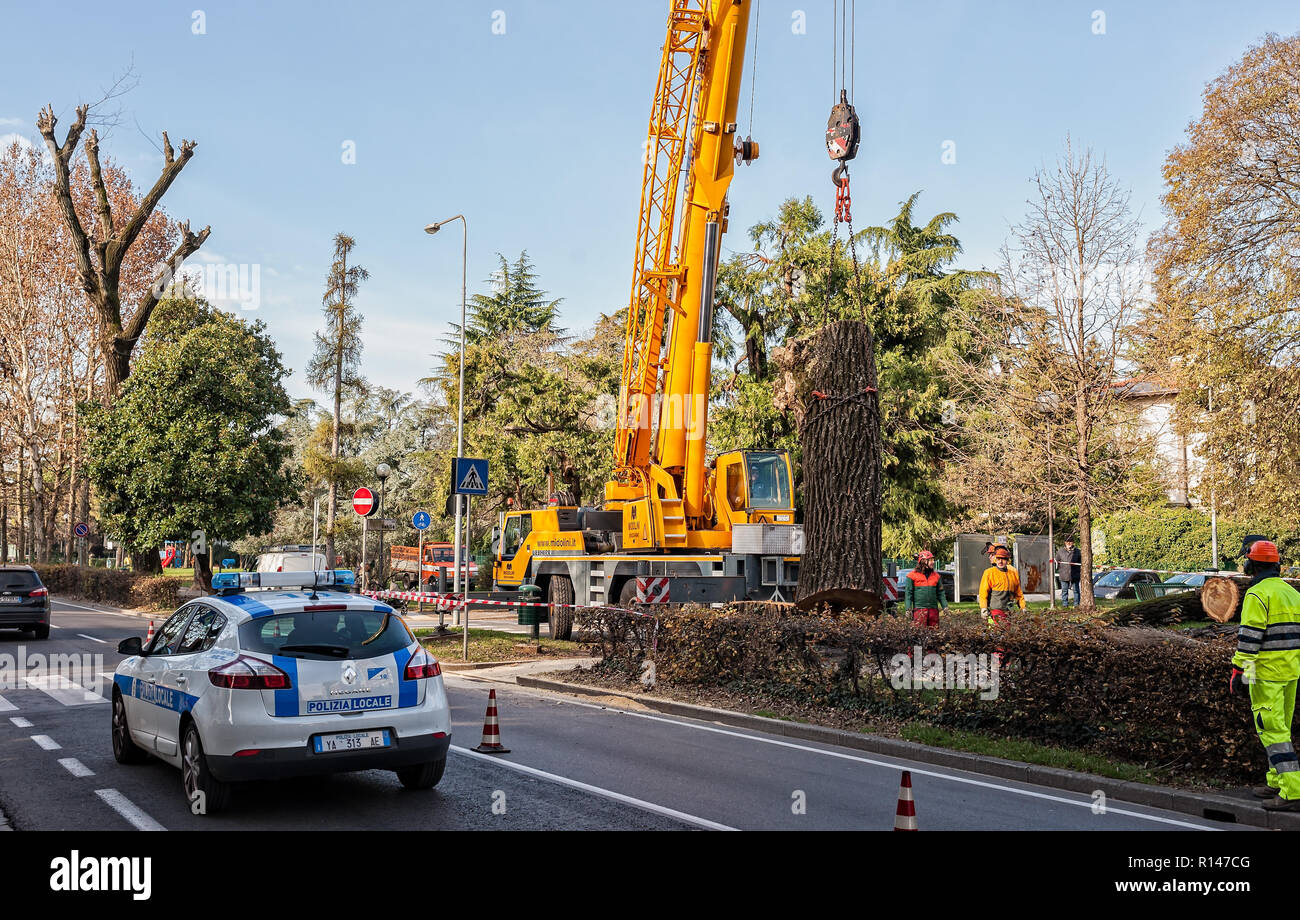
top-left (1, 1), bottom-right (1294, 401)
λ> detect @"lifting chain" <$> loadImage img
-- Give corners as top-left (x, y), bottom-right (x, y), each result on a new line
top-left (803, 385), bottom-right (878, 430)
top-left (818, 163), bottom-right (868, 325)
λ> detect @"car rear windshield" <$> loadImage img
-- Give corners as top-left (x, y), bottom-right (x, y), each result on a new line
top-left (238, 609), bottom-right (413, 661)
top-left (1094, 570), bottom-right (1130, 587)
top-left (0, 571), bottom-right (38, 590)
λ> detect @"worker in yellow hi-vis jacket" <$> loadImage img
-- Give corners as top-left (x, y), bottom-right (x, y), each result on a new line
top-left (978, 546), bottom-right (1025, 624)
top-left (1231, 540), bottom-right (1300, 811)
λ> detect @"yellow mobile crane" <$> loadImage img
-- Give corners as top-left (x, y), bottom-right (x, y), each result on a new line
top-left (493, 0), bottom-right (802, 637)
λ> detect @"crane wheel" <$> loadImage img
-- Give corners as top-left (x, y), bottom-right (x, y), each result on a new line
top-left (549, 576), bottom-right (575, 641)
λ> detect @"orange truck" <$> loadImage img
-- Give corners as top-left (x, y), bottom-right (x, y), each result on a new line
top-left (389, 542), bottom-right (477, 590)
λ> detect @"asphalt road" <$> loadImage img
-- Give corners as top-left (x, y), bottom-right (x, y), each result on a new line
top-left (0, 599), bottom-right (1246, 832)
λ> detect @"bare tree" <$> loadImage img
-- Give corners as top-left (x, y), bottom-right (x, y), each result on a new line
top-left (944, 139), bottom-right (1151, 607)
top-left (36, 103), bottom-right (209, 402)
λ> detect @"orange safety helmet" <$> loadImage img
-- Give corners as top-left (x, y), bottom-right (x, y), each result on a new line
top-left (917, 550), bottom-right (935, 563)
top-left (992, 546), bottom-right (1012, 561)
top-left (1247, 540), bottom-right (1281, 564)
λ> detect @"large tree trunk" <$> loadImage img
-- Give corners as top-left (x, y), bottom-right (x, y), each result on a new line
top-left (133, 547), bottom-right (162, 575)
top-left (774, 320), bottom-right (883, 613)
top-left (193, 551), bottom-right (213, 594)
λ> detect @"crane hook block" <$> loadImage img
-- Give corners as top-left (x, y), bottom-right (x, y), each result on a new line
top-left (735, 135), bottom-right (760, 164)
top-left (825, 89), bottom-right (860, 163)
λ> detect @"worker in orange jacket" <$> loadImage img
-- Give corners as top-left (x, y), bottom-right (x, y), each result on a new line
top-left (979, 546), bottom-right (1026, 624)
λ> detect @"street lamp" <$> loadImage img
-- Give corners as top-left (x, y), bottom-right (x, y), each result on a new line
top-left (376, 462), bottom-right (392, 589)
top-left (426, 215), bottom-right (468, 613)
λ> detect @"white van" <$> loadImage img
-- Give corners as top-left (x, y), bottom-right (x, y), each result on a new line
top-left (256, 551), bottom-right (326, 573)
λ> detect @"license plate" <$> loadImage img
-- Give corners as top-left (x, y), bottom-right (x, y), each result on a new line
top-left (0, 597), bottom-right (21, 604)
top-left (313, 730), bottom-right (391, 754)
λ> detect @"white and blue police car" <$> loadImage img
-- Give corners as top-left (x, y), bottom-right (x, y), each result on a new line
top-left (112, 570), bottom-right (450, 813)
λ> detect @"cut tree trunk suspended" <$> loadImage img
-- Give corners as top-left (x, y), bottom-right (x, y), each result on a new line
top-left (774, 320), bottom-right (883, 614)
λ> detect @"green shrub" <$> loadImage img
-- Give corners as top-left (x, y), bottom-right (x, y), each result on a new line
top-left (31, 564), bottom-right (181, 610)
top-left (1099, 504), bottom-right (1299, 571)
top-left (129, 576), bottom-right (180, 610)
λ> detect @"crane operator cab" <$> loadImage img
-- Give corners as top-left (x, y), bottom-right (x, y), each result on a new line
top-left (715, 450), bottom-right (795, 526)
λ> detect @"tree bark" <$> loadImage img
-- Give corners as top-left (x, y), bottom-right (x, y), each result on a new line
top-left (774, 320), bottom-right (883, 613)
top-left (193, 551), bottom-right (212, 594)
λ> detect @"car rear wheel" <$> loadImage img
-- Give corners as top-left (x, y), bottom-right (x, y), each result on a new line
top-left (396, 755), bottom-right (446, 790)
top-left (111, 690), bottom-right (149, 765)
top-left (30, 622), bottom-right (49, 640)
top-left (549, 576), bottom-right (574, 641)
top-left (182, 723), bottom-right (232, 814)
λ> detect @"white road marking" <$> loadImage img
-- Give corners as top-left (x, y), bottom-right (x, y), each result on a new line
top-left (22, 672), bottom-right (107, 706)
top-left (10, 717), bottom-right (32, 728)
top-left (76, 634), bottom-right (107, 644)
top-left (451, 744), bottom-right (736, 831)
top-left (58, 757), bottom-right (94, 777)
top-left (49, 624), bottom-right (62, 629)
top-left (94, 789), bottom-right (166, 831)
top-left (532, 691), bottom-right (1219, 831)
top-left (52, 600), bottom-right (123, 614)
top-left (0, 695), bottom-right (15, 712)
top-left (31, 734), bottom-right (60, 751)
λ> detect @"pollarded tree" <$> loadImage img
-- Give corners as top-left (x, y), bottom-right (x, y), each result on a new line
top-left (37, 103), bottom-right (209, 402)
top-left (83, 298), bottom-right (299, 590)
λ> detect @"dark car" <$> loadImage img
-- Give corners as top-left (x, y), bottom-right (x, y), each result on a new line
top-left (0, 566), bottom-right (50, 639)
top-left (1092, 568), bottom-right (1162, 600)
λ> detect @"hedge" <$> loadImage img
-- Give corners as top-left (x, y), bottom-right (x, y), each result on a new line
top-left (32, 565), bottom-right (180, 611)
top-left (578, 605), bottom-right (1261, 785)
top-left (1098, 504), bottom-right (1298, 571)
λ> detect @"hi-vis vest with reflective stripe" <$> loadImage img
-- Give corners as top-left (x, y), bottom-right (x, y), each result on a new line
top-left (1233, 577), bottom-right (1300, 682)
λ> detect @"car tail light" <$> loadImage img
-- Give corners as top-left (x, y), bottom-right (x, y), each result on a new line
top-left (29, 587), bottom-right (47, 598)
top-left (209, 656), bottom-right (293, 690)
top-left (302, 604), bottom-right (347, 612)
top-left (404, 645), bottom-right (441, 680)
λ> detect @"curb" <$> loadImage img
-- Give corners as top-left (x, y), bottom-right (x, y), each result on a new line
top-left (0, 804), bottom-right (11, 831)
top-left (516, 675), bottom-right (1298, 831)
top-left (440, 658), bottom-right (558, 671)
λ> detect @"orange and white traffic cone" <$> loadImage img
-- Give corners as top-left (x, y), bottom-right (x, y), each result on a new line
top-left (145, 620), bottom-right (155, 646)
top-left (894, 770), bottom-right (918, 831)
top-left (472, 689), bottom-right (510, 754)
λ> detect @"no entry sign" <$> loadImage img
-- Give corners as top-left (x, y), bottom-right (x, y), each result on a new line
top-left (352, 487), bottom-right (377, 517)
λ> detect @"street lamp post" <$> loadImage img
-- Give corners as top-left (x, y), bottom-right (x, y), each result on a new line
top-left (376, 462), bottom-right (392, 589)
top-left (425, 215), bottom-right (468, 622)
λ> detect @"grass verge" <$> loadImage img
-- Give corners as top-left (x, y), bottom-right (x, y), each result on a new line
top-left (898, 723), bottom-right (1161, 784)
top-left (415, 627), bottom-right (589, 664)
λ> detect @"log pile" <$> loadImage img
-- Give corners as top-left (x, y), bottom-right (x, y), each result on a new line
top-left (1105, 575), bottom-right (1300, 628)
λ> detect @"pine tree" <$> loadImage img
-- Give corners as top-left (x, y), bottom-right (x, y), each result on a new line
top-left (306, 233), bottom-right (368, 567)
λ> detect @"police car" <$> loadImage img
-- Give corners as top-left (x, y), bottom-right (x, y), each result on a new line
top-left (112, 570), bottom-right (450, 814)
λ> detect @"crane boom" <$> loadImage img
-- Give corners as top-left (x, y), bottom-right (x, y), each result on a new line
top-left (610, 0), bottom-right (757, 532)
top-left (491, 0), bottom-right (801, 624)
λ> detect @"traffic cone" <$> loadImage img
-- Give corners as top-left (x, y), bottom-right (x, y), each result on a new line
top-left (145, 620), bottom-right (155, 645)
top-left (894, 770), bottom-right (918, 831)
top-left (472, 689), bottom-right (510, 753)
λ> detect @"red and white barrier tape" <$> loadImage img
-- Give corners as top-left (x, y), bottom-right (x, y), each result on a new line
top-left (363, 589), bottom-right (643, 616)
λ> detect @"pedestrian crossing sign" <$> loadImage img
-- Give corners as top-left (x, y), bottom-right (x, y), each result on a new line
top-left (452, 457), bottom-right (489, 496)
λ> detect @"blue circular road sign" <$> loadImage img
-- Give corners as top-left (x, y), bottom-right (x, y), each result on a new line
top-left (74, 522), bottom-right (90, 538)
top-left (412, 511), bottom-right (431, 531)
